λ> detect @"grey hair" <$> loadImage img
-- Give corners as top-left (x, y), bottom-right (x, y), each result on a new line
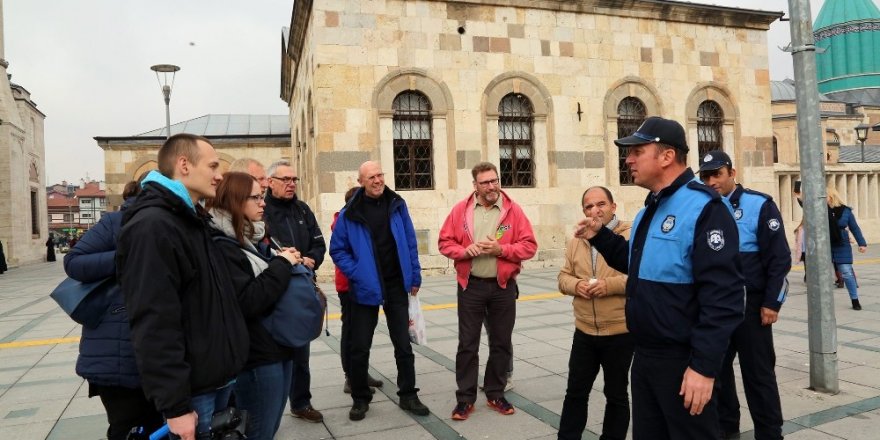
top-left (229, 157), bottom-right (264, 173)
top-left (266, 159), bottom-right (292, 177)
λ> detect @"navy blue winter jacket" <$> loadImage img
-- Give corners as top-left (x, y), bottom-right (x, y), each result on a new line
top-left (63, 202), bottom-right (140, 389)
top-left (329, 187), bottom-right (422, 306)
top-left (590, 169), bottom-right (744, 378)
top-left (830, 205), bottom-right (867, 265)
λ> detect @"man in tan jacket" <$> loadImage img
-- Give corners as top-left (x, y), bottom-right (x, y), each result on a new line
top-left (557, 186), bottom-right (633, 440)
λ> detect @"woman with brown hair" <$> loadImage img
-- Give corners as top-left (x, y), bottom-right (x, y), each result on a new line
top-left (207, 171), bottom-right (300, 440)
top-left (826, 187), bottom-right (868, 310)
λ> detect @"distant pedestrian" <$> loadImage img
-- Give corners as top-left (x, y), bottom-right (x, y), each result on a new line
top-left (439, 162), bottom-right (537, 421)
top-left (46, 233), bottom-right (57, 262)
top-left (826, 187), bottom-right (868, 310)
top-left (0, 240), bottom-right (8, 274)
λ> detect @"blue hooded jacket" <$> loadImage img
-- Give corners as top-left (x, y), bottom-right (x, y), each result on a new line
top-left (329, 187), bottom-right (422, 305)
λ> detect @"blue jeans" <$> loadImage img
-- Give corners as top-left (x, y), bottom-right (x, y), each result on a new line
top-left (836, 263), bottom-right (859, 300)
top-left (189, 383), bottom-right (234, 437)
top-left (288, 344), bottom-right (312, 410)
top-left (235, 361), bottom-right (293, 440)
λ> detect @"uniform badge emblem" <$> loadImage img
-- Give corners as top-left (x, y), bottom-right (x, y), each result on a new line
top-left (703, 154), bottom-right (713, 162)
top-left (768, 218), bottom-right (780, 231)
top-left (707, 230), bottom-right (725, 251)
top-left (734, 208), bottom-right (743, 220)
top-left (661, 215), bottom-right (676, 233)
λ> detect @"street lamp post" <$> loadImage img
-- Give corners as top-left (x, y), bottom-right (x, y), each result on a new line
top-left (150, 64), bottom-right (180, 139)
top-left (855, 123), bottom-right (869, 163)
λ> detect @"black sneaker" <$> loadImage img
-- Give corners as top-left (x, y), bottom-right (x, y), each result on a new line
top-left (349, 401), bottom-right (369, 421)
top-left (852, 299), bottom-right (862, 310)
top-left (399, 396), bottom-right (430, 416)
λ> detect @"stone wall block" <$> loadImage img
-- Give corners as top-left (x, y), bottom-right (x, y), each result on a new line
top-left (473, 36), bottom-right (491, 52)
top-left (490, 37), bottom-right (511, 53)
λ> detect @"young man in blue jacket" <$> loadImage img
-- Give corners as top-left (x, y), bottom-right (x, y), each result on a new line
top-left (577, 117), bottom-right (744, 439)
top-left (700, 150), bottom-right (789, 440)
top-left (329, 161), bottom-right (429, 421)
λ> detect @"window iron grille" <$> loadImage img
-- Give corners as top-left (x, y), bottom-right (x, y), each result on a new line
top-left (697, 100), bottom-right (724, 158)
top-left (498, 94), bottom-right (535, 187)
top-left (617, 97), bottom-right (647, 185)
top-left (392, 91), bottom-right (434, 190)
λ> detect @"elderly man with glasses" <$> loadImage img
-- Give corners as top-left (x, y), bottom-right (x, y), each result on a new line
top-left (263, 159), bottom-right (327, 423)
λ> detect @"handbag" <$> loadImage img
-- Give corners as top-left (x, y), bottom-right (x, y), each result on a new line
top-left (49, 277), bottom-right (116, 329)
top-left (262, 263), bottom-right (328, 348)
top-left (212, 235), bottom-right (327, 348)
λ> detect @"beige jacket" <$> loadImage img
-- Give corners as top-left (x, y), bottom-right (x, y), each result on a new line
top-left (557, 221), bottom-right (631, 336)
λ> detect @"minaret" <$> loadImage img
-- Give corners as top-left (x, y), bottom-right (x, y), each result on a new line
top-left (0, 0), bottom-right (24, 128)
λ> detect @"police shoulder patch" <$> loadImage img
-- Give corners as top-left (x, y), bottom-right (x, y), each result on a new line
top-left (661, 215), bottom-right (676, 233)
top-left (768, 218), bottom-right (780, 231)
top-left (707, 229), bottom-right (725, 251)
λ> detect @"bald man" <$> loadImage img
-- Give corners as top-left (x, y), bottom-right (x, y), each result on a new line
top-left (329, 161), bottom-right (429, 421)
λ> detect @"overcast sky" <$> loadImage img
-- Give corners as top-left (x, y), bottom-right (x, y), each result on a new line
top-left (5, 0), bottom-right (822, 184)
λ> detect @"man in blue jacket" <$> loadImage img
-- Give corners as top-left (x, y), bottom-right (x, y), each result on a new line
top-left (329, 161), bottom-right (429, 421)
top-left (577, 117), bottom-right (744, 439)
top-left (699, 150), bottom-right (789, 440)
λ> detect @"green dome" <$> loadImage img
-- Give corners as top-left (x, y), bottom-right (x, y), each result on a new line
top-left (814, 0), bottom-right (880, 30)
top-left (813, 0), bottom-right (880, 93)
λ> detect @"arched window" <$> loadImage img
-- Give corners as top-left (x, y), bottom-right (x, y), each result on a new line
top-left (697, 100), bottom-right (724, 157)
top-left (772, 136), bottom-right (779, 164)
top-left (498, 93), bottom-right (535, 187)
top-left (617, 97), bottom-right (646, 185)
top-left (392, 91), bottom-right (434, 190)
top-left (826, 130), bottom-right (840, 146)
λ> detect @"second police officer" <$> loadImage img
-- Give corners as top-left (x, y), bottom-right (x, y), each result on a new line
top-left (699, 150), bottom-right (790, 440)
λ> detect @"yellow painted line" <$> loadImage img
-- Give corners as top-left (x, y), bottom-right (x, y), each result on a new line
top-left (0, 336), bottom-right (80, 350)
top-left (789, 257), bottom-right (880, 272)
top-left (1, 292), bottom-right (567, 351)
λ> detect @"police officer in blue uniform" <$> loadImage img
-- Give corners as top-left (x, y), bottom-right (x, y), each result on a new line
top-left (699, 150), bottom-right (789, 440)
top-left (577, 117), bottom-right (744, 439)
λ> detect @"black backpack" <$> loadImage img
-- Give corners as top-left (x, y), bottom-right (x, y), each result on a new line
top-left (828, 206), bottom-right (844, 247)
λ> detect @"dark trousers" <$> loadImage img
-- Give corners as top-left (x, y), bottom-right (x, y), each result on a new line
top-left (92, 383), bottom-right (163, 440)
top-left (558, 330), bottom-right (634, 440)
top-left (455, 278), bottom-right (516, 403)
top-left (631, 350), bottom-right (720, 440)
top-left (346, 281), bottom-right (417, 403)
top-left (288, 344), bottom-right (312, 410)
top-left (338, 292), bottom-right (350, 376)
top-left (718, 301), bottom-right (783, 440)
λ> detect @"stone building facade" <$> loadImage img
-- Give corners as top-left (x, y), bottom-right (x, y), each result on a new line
top-left (95, 114), bottom-right (290, 211)
top-left (0, 0), bottom-right (49, 267)
top-left (281, 0), bottom-right (782, 271)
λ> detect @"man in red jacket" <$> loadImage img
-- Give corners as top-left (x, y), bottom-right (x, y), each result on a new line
top-left (439, 162), bottom-right (537, 421)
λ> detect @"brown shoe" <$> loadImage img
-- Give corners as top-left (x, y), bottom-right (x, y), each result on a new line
top-left (292, 405), bottom-right (324, 423)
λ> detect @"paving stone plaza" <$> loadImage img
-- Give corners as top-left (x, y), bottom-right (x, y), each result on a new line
top-left (1, 250), bottom-right (880, 439)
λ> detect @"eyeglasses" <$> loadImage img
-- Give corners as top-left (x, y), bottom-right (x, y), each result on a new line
top-left (271, 176), bottom-right (299, 185)
top-left (247, 193), bottom-right (264, 202)
top-left (476, 178), bottom-right (500, 188)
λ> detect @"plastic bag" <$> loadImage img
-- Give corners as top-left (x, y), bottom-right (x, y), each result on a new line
top-left (408, 295), bottom-right (428, 345)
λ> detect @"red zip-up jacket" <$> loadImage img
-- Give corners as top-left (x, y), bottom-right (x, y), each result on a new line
top-left (331, 211), bottom-right (350, 293)
top-left (438, 190), bottom-right (537, 289)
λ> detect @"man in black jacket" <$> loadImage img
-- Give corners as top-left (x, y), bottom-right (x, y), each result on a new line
top-left (263, 159), bottom-right (327, 423)
top-left (117, 134), bottom-right (249, 440)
